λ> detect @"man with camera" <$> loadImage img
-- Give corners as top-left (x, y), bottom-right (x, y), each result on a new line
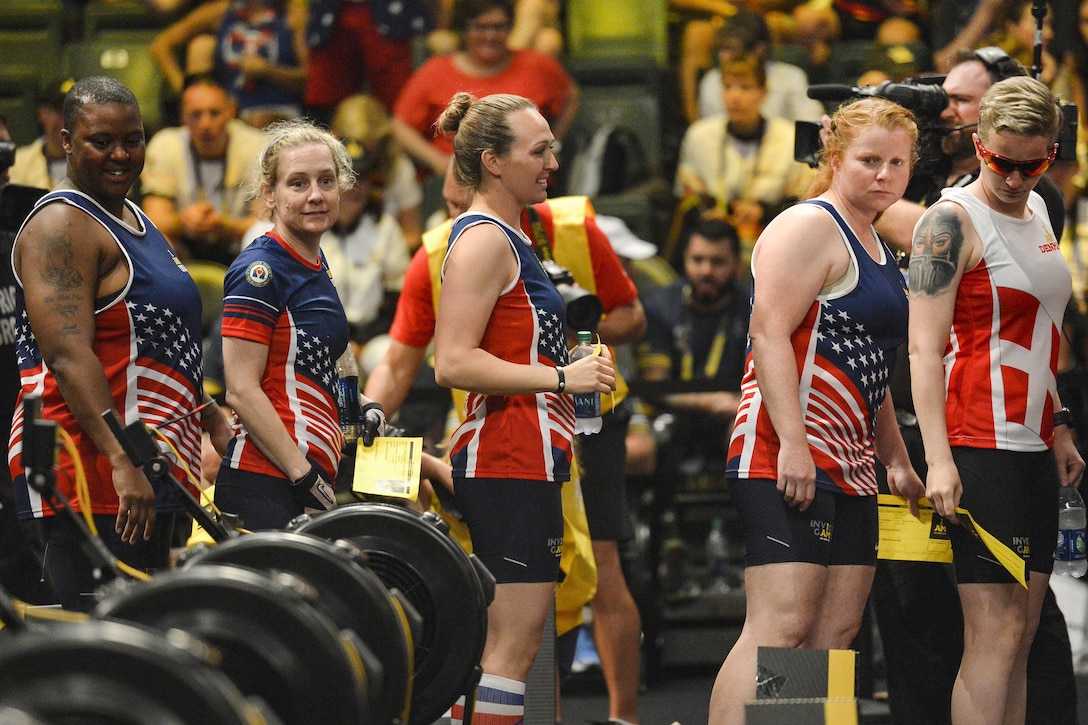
top-left (365, 162), bottom-right (647, 724)
top-left (864, 48), bottom-right (1079, 725)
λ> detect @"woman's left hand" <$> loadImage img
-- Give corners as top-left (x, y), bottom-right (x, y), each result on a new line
top-left (563, 352), bottom-right (615, 395)
top-left (1055, 426), bottom-right (1086, 487)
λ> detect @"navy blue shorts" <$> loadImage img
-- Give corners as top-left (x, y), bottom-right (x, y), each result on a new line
top-left (454, 477), bottom-right (563, 584)
top-left (730, 478), bottom-right (878, 567)
top-left (214, 466), bottom-right (301, 531)
top-left (949, 447), bottom-right (1058, 584)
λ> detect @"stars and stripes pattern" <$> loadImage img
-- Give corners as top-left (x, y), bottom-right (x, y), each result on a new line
top-left (446, 213), bottom-right (576, 483)
top-left (727, 200), bottom-right (909, 496)
top-left (9, 191), bottom-right (204, 518)
top-left (220, 234), bottom-right (348, 482)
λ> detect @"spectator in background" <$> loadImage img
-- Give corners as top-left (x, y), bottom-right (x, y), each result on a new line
top-left (696, 10), bottom-right (825, 124)
top-left (508, 0), bottom-right (563, 55)
top-left (1060, 0), bottom-right (1088, 302)
top-left (831, 0), bottom-right (924, 42)
top-left (303, 0), bottom-right (432, 126)
top-left (9, 78), bottom-right (72, 191)
top-left (632, 218), bottom-right (750, 481)
top-left (674, 54), bottom-right (815, 267)
top-left (314, 138), bottom-right (411, 353)
top-left (788, 2), bottom-right (841, 77)
top-left (141, 74), bottom-right (264, 264)
top-left (930, 0), bottom-right (1005, 72)
top-left (331, 94), bottom-right (424, 252)
top-left (151, 0), bottom-right (308, 129)
top-left (987, 0), bottom-right (1059, 86)
top-left (428, 0), bottom-right (564, 56)
top-left (671, 0), bottom-right (743, 127)
top-left (392, 0), bottom-right (578, 179)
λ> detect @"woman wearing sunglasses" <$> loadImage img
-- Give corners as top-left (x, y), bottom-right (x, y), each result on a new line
top-left (908, 75), bottom-right (1084, 725)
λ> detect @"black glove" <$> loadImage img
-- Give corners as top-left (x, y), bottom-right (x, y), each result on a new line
top-left (360, 402), bottom-right (386, 446)
top-left (290, 465), bottom-right (337, 515)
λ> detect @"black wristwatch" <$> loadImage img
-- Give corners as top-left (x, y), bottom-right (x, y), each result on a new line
top-left (1054, 407), bottom-right (1074, 429)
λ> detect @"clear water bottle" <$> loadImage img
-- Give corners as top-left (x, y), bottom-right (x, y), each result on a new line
top-left (570, 330), bottom-right (602, 435)
top-left (334, 346), bottom-right (360, 445)
top-left (1055, 486), bottom-right (1088, 577)
top-left (705, 517), bottom-right (731, 594)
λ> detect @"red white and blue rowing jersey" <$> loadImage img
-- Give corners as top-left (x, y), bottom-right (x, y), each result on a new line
top-left (727, 199), bottom-right (909, 495)
top-left (9, 190), bottom-right (205, 518)
top-left (937, 187), bottom-right (1069, 452)
top-left (220, 232), bottom-right (348, 482)
top-left (444, 212), bottom-right (575, 483)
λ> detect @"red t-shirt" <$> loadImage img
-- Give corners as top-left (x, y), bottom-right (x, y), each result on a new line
top-left (393, 50), bottom-right (576, 157)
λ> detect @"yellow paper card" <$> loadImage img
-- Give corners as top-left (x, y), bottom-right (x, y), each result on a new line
top-left (955, 506), bottom-right (1028, 587)
top-left (877, 494), bottom-right (952, 563)
top-left (877, 494), bottom-right (1027, 587)
top-left (353, 437), bottom-right (423, 500)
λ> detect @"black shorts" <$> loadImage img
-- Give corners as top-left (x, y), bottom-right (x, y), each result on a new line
top-left (214, 466), bottom-right (300, 531)
top-left (576, 402), bottom-right (634, 542)
top-left (730, 478), bottom-right (878, 568)
top-left (949, 447), bottom-right (1058, 584)
top-left (454, 477), bottom-right (563, 584)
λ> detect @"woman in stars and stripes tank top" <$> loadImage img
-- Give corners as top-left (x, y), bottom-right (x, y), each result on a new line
top-left (711, 97), bottom-right (924, 725)
top-left (431, 92), bottom-right (616, 724)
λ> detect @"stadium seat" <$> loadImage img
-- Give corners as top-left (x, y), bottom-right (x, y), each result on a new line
top-left (565, 0), bottom-right (667, 67)
top-left (82, 0), bottom-right (175, 40)
top-left (63, 34), bottom-right (167, 135)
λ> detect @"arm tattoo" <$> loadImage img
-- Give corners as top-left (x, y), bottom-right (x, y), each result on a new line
top-left (35, 231), bottom-right (88, 338)
top-left (909, 207), bottom-right (963, 295)
top-left (40, 231), bottom-right (83, 291)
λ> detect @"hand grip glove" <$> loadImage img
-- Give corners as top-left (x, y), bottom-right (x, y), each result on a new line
top-left (360, 402), bottom-right (386, 446)
top-left (290, 465), bottom-right (337, 515)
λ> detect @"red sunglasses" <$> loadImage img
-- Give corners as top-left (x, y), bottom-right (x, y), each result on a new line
top-left (974, 137), bottom-right (1057, 178)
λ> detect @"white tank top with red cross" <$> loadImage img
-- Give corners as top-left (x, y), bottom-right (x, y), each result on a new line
top-left (937, 186), bottom-right (1071, 452)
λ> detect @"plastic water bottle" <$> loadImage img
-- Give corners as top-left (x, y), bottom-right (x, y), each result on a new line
top-left (334, 347), bottom-right (360, 445)
top-left (705, 517), bottom-right (731, 594)
top-left (570, 330), bottom-right (602, 435)
top-left (1055, 487), bottom-right (1088, 577)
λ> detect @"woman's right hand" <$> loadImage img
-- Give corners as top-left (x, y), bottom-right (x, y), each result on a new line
top-left (777, 441), bottom-right (817, 511)
top-left (563, 353), bottom-right (615, 395)
top-left (925, 459), bottom-right (962, 524)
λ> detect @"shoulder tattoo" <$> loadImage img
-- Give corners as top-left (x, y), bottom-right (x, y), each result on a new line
top-left (909, 206), bottom-right (963, 296)
top-left (39, 230), bottom-right (83, 291)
